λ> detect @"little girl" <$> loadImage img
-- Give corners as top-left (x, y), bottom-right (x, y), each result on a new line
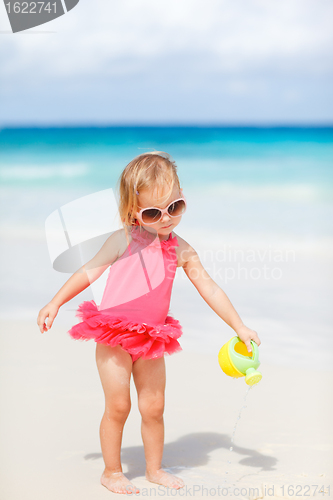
top-left (37, 152), bottom-right (261, 495)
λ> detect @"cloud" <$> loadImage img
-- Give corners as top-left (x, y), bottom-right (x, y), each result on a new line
top-left (1, 0), bottom-right (332, 78)
top-left (0, 0), bottom-right (332, 122)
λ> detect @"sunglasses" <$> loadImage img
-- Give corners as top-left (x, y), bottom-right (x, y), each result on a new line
top-left (136, 197), bottom-right (187, 225)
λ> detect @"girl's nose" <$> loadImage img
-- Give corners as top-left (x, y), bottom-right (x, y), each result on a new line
top-left (161, 212), bottom-right (171, 223)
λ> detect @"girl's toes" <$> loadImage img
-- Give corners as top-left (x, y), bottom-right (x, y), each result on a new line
top-left (125, 484), bottom-right (140, 494)
top-left (146, 469), bottom-right (184, 489)
top-left (173, 477), bottom-right (184, 488)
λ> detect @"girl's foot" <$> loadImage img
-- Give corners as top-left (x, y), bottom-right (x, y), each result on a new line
top-left (146, 469), bottom-right (184, 489)
top-left (101, 471), bottom-right (140, 495)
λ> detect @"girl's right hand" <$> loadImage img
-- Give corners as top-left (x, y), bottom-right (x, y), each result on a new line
top-left (37, 302), bottom-right (59, 334)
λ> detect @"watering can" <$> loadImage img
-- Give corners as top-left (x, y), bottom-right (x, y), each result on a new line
top-left (218, 336), bottom-right (262, 385)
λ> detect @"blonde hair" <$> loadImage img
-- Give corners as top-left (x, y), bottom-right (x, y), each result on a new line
top-left (116, 151), bottom-right (181, 237)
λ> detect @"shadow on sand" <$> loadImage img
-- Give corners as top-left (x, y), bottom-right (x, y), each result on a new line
top-left (84, 432), bottom-right (277, 480)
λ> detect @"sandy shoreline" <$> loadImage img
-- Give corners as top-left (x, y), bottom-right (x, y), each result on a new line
top-left (0, 319), bottom-right (332, 499)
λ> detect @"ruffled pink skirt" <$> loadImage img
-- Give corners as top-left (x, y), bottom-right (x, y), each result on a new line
top-left (68, 300), bottom-right (183, 362)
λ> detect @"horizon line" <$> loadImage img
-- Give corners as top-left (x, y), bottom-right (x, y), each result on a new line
top-left (1, 122), bottom-right (333, 130)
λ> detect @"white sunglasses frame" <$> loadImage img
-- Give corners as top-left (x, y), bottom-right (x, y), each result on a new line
top-left (136, 197), bottom-right (187, 225)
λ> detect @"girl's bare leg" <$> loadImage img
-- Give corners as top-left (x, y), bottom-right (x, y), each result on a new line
top-left (132, 356), bottom-right (184, 489)
top-left (96, 344), bottom-right (139, 495)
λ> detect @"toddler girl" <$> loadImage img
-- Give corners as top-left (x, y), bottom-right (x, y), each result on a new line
top-left (37, 152), bottom-right (261, 495)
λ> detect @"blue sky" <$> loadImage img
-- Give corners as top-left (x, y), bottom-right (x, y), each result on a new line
top-left (0, 0), bottom-right (332, 125)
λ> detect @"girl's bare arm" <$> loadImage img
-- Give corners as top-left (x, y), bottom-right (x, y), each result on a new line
top-left (176, 235), bottom-right (261, 352)
top-left (37, 229), bottom-right (124, 333)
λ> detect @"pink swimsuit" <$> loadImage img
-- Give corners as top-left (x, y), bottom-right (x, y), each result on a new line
top-left (67, 226), bottom-right (183, 362)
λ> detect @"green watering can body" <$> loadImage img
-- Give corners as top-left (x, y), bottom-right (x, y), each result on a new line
top-left (218, 336), bottom-right (262, 385)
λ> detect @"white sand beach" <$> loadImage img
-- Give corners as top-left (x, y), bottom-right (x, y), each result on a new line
top-left (0, 317), bottom-right (332, 500)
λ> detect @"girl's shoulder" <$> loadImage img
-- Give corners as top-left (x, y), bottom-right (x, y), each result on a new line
top-left (172, 232), bottom-right (197, 268)
top-left (115, 227), bottom-right (134, 258)
top-left (88, 229), bottom-right (126, 269)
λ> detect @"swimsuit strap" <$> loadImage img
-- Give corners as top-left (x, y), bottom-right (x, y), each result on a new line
top-left (130, 226), bottom-right (179, 254)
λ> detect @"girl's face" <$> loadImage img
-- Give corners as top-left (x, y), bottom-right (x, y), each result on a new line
top-left (135, 184), bottom-right (184, 238)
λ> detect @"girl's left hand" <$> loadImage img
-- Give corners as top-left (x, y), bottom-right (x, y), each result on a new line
top-left (235, 325), bottom-right (261, 353)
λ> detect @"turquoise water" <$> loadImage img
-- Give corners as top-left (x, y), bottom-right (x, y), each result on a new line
top-left (1, 126), bottom-right (332, 190)
top-left (1, 125), bottom-right (332, 240)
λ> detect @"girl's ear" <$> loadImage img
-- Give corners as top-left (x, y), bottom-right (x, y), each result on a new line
top-left (131, 209), bottom-right (140, 226)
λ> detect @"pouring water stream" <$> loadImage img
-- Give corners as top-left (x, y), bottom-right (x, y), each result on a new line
top-left (224, 384), bottom-right (254, 483)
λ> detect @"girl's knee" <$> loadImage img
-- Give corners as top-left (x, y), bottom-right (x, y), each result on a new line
top-left (105, 398), bottom-right (131, 422)
top-left (138, 395), bottom-right (165, 421)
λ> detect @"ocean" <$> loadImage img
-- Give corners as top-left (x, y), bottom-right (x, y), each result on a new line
top-left (1, 126), bottom-right (332, 369)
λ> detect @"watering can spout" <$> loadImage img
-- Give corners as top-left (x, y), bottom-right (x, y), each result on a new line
top-left (245, 367), bottom-right (262, 386)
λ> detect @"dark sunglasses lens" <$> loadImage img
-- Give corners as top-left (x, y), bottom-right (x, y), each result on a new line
top-left (168, 199), bottom-right (186, 217)
top-left (142, 208), bottom-right (162, 224)
top-left (141, 200), bottom-right (186, 224)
